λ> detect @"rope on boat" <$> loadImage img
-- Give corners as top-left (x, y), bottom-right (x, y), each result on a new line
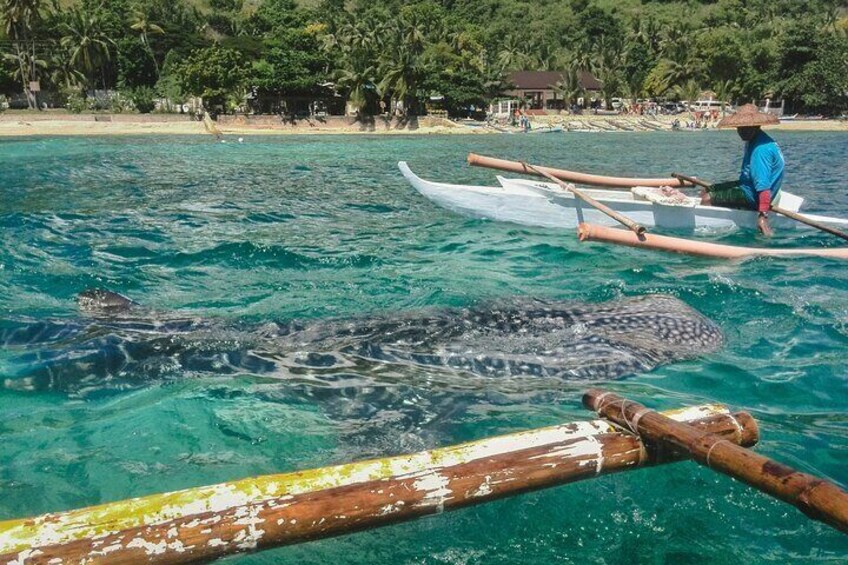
top-left (584, 389), bottom-right (848, 534)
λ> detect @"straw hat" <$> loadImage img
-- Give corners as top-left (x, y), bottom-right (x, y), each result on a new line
top-left (717, 103), bottom-right (779, 129)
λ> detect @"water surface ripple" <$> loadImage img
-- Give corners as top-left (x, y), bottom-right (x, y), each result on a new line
top-left (1, 132), bottom-right (847, 563)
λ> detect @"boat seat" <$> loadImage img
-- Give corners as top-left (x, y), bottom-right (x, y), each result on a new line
top-left (631, 186), bottom-right (699, 207)
top-left (773, 191), bottom-right (804, 212)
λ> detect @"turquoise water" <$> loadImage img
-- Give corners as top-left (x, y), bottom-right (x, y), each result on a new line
top-left (1, 132), bottom-right (847, 562)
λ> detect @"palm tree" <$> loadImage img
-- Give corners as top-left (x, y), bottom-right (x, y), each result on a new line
top-left (2, 45), bottom-right (46, 107)
top-left (591, 40), bottom-right (624, 109)
top-left (620, 78), bottom-right (643, 106)
top-left (553, 65), bottom-right (584, 110)
top-left (658, 25), bottom-right (695, 64)
top-left (129, 9), bottom-right (164, 75)
top-left (496, 36), bottom-right (532, 73)
top-left (660, 59), bottom-right (689, 93)
top-left (674, 79), bottom-right (702, 109)
top-left (628, 15), bottom-right (662, 56)
top-left (323, 17), bottom-right (384, 115)
top-left (129, 10), bottom-right (164, 47)
top-left (378, 14), bottom-right (429, 117)
top-left (572, 38), bottom-right (595, 73)
top-left (59, 7), bottom-right (115, 90)
top-left (1, 0), bottom-right (42, 39)
top-left (335, 66), bottom-right (377, 114)
top-left (378, 47), bottom-right (427, 116)
top-left (47, 48), bottom-right (85, 91)
top-left (2, 0), bottom-right (44, 108)
top-left (712, 80), bottom-right (734, 115)
top-left (529, 41), bottom-right (558, 71)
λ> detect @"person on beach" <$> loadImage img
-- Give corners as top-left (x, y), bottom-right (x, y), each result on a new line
top-left (700, 104), bottom-right (784, 236)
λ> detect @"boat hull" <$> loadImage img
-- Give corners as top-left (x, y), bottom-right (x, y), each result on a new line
top-left (400, 162), bottom-right (581, 229)
top-left (498, 178), bottom-right (774, 231)
top-left (398, 162), bottom-right (848, 232)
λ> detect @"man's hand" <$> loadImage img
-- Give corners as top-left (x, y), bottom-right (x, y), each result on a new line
top-left (757, 213), bottom-right (773, 237)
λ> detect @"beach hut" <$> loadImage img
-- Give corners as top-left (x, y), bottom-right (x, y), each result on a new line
top-left (502, 70), bottom-right (603, 111)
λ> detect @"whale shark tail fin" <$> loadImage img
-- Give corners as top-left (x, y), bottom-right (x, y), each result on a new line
top-left (76, 289), bottom-right (136, 316)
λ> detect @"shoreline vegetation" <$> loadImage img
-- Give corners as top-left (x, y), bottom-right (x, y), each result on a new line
top-left (1, 0), bottom-right (846, 135)
top-left (1, 112), bottom-right (846, 137)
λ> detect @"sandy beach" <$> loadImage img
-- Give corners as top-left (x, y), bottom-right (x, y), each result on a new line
top-left (0, 111), bottom-right (845, 137)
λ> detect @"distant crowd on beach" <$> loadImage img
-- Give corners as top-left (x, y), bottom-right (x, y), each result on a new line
top-left (671, 109), bottom-right (722, 130)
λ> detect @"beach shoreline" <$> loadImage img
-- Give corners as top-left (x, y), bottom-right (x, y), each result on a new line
top-left (0, 111), bottom-right (845, 137)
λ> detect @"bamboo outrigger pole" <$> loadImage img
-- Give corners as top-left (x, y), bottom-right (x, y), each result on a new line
top-left (468, 153), bottom-right (693, 189)
top-left (672, 172), bottom-right (848, 243)
top-left (578, 223), bottom-right (848, 260)
top-left (584, 389), bottom-right (848, 534)
top-left (0, 404), bottom-right (755, 564)
top-left (521, 161), bottom-right (647, 235)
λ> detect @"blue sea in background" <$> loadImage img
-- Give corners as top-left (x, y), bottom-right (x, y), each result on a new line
top-left (0, 131), bottom-right (847, 563)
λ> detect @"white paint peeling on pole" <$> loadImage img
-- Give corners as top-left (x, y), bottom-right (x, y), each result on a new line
top-left (0, 403), bottom-right (756, 565)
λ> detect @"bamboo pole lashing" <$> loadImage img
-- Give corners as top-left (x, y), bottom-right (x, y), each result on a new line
top-left (583, 389), bottom-right (848, 535)
top-left (0, 405), bottom-right (755, 564)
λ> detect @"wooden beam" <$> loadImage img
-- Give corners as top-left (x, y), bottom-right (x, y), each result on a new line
top-left (584, 389), bottom-right (848, 534)
top-left (0, 405), bottom-right (755, 564)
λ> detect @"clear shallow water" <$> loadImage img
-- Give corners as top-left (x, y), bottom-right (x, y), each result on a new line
top-left (0, 132), bottom-right (847, 562)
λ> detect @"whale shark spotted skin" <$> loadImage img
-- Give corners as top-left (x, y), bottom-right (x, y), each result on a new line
top-left (0, 290), bottom-right (723, 453)
top-left (2, 289), bottom-right (722, 394)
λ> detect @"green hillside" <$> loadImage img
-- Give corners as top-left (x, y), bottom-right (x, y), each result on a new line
top-left (1, 0), bottom-right (846, 115)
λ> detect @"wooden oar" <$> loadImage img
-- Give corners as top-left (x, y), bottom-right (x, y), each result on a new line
top-left (767, 205), bottom-right (848, 242)
top-left (671, 172), bottom-right (711, 190)
top-left (673, 172), bottom-right (848, 242)
top-left (522, 161), bottom-right (647, 236)
top-left (584, 389), bottom-right (848, 534)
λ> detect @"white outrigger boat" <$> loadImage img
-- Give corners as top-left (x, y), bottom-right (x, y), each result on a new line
top-left (398, 162), bottom-right (848, 232)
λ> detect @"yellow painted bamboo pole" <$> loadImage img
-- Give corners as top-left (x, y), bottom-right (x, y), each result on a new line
top-left (0, 404), bottom-right (757, 564)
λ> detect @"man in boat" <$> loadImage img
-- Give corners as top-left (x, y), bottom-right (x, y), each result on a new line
top-left (700, 104), bottom-right (784, 236)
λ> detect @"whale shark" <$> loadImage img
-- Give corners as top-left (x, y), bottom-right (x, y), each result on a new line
top-left (1, 290), bottom-right (723, 452)
top-left (2, 288), bottom-right (723, 391)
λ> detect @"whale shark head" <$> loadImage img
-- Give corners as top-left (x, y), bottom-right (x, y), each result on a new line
top-left (76, 289), bottom-right (136, 316)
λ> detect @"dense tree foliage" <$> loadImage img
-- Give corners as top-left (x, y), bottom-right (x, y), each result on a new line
top-left (0, 0), bottom-right (845, 115)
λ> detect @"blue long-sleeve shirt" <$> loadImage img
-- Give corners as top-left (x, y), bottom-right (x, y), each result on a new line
top-left (739, 130), bottom-right (784, 206)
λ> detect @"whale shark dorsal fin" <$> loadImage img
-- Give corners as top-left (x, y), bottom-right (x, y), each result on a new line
top-left (77, 289), bottom-right (136, 316)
